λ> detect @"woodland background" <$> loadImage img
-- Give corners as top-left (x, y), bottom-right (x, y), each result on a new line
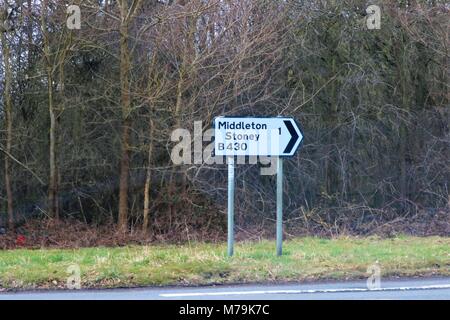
top-left (0, 0), bottom-right (448, 246)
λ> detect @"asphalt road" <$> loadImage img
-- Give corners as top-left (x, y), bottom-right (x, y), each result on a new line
top-left (1, 277), bottom-right (449, 300)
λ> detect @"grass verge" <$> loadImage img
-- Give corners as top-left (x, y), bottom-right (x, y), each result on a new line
top-left (0, 236), bottom-right (449, 290)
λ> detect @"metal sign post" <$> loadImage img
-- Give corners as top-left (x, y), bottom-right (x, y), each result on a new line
top-left (227, 156), bottom-right (235, 257)
top-left (214, 117), bottom-right (303, 257)
top-left (276, 157), bottom-right (283, 256)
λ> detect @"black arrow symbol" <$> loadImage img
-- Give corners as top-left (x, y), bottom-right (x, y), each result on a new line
top-left (283, 120), bottom-right (299, 154)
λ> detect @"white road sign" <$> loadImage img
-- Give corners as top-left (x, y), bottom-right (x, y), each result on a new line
top-left (214, 117), bottom-right (303, 156)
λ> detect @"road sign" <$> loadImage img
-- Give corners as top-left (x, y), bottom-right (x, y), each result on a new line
top-left (214, 116), bottom-right (304, 257)
top-left (214, 117), bottom-right (303, 157)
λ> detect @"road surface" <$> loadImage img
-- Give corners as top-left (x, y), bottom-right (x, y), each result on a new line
top-left (1, 277), bottom-right (449, 300)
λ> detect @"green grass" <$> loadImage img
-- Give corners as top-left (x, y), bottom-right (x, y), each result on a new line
top-left (0, 236), bottom-right (449, 290)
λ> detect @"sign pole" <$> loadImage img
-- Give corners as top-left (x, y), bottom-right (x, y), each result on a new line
top-left (227, 156), bottom-right (235, 257)
top-left (276, 157), bottom-right (283, 256)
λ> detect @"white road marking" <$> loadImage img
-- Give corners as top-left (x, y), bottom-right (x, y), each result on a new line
top-left (159, 284), bottom-right (450, 298)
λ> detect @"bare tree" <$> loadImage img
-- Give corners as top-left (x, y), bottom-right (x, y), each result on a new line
top-left (117, 0), bottom-right (143, 232)
top-left (0, 0), bottom-right (14, 229)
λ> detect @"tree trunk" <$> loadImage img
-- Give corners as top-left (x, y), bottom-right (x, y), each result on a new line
top-left (117, 0), bottom-right (143, 232)
top-left (48, 68), bottom-right (58, 219)
top-left (118, 2), bottom-right (131, 232)
top-left (118, 119), bottom-right (130, 232)
top-left (396, 41), bottom-right (409, 208)
top-left (54, 51), bottom-right (67, 219)
top-left (1, 28), bottom-right (14, 230)
top-left (325, 55), bottom-right (339, 199)
top-left (143, 119), bottom-right (154, 232)
top-left (41, 0), bottom-right (58, 219)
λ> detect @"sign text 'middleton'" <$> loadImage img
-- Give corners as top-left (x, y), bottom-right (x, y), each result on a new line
top-left (217, 121), bottom-right (268, 130)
